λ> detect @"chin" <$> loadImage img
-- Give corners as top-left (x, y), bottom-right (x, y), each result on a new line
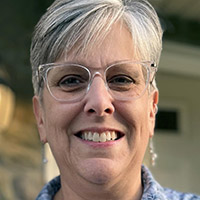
top-left (78, 158), bottom-right (119, 184)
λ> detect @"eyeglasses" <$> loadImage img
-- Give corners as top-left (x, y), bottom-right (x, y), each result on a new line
top-left (37, 61), bottom-right (157, 103)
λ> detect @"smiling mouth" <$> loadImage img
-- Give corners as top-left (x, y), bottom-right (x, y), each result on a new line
top-left (75, 131), bottom-right (124, 143)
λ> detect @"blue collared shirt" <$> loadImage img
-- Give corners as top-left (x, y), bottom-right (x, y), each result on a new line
top-left (36, 166), bottom-right (200, 200)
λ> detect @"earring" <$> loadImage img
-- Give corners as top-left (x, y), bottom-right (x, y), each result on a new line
top-left (155, 104), bottom-right (158, 114)
top-left (149, 138), bottom-right (157, 166)
top-left (42, 143), bottom-right (48, 164)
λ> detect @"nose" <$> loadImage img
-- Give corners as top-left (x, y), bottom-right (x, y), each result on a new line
top-left (83, 76), bottom-right (115, 116)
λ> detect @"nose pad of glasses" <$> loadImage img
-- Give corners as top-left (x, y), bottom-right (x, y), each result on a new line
top-left (86, 71), bottom-right (109, 92)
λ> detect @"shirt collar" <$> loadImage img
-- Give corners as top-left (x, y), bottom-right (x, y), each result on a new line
top-left (36, 165), bottom-right (168, 200)
top-left (141, 165), bottom-right (168, 200)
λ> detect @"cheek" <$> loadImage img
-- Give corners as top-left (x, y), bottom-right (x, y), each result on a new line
top-left (42, 87), bottom-right (83, 128)
top-left (43, 97), bottom-right (84, 142)
top-left (114, 99), bottom-right (151, 163)
top-left (115, 97), bottom-right (150, 152)
top-left (116, 99), bottom-right (149, 131)
top-left (42, 100), bottom-right (84, 166)
top-left (44, 97), bottom-right (82, 127)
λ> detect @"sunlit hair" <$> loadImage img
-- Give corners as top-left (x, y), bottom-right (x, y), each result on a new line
top-left (30, 0), bottom-right (163, 96)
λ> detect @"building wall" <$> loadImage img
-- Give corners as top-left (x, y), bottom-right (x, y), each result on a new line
top-left (150, 72), bottom-right (200, 194)
top-left (149, 41), bottom-right (200, 194)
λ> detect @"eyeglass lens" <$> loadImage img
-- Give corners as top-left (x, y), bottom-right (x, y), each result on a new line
top-left (46, 62), bottom-right (149, 102)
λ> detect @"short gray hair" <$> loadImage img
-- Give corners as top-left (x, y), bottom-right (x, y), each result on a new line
top-left (30, 0), bottom-right (163, 96)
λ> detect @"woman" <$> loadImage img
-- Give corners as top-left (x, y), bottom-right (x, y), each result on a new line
top-left (30, 0), bottom-right (200, 199)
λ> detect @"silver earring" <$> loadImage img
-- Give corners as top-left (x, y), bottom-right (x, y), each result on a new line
top-left (155, 104), bottom-right (158, 114)
top-left (149, 138), bottom-right (157, 166)
top-left (42, 143), bottom-right (48, 164)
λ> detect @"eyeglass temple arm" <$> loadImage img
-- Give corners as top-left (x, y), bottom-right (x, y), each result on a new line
top-left (37, 65), bottom-right (45, 87)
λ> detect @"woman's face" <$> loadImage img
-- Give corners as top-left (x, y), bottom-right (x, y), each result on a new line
top-left (33, 23), bottom-right (158, 185)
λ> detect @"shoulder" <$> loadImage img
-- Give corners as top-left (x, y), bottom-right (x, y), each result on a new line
top-left (163, 187), bottom-right (200, 200)
top-left (36, 176), bottom-right (61, 200)
top-left (142, 165), bottom-right (200, 200)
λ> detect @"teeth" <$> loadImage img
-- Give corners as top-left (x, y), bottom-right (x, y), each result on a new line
top-left (111, 131), bottom-right (117, 140)
top-left (100, 133), bottom-right (107, 142)
top-left (84, 132), bottom-right (88, 140)
top-left (93, 132), bottom-right (100, 142)
top-left (88, 132), bottom-right (93, 140)
top-left (106, 131), bottom-right (111, 141)
top-left (81, 131), bottom-right (119, 142)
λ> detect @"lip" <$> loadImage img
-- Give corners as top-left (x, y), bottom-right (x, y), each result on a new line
top-left (73, 127), bottom-right (125, 148)
top-left (75, 127), bottom-right (124, 133)
top-left (75, 134), bottom-right (124, 148)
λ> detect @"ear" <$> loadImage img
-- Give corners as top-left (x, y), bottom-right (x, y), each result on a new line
top-left (148, 90), bottom-right (159, 138)
top-left (33, 96), bottom-right (47, 143)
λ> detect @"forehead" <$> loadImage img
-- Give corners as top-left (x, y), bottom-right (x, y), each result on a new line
top-left (57, 22), bottom-right (138, 69)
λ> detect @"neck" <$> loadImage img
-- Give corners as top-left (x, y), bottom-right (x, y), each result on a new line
top-left (54, 167), bottom-right (143, 200)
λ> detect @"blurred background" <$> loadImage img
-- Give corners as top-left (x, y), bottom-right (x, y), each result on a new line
top-left (0, 0), bottom-right (199, 199)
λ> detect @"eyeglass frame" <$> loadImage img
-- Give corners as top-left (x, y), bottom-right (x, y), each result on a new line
top-left (36, 60), bottom-right (157, 102)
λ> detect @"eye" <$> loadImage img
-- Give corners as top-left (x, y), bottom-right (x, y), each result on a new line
top-left (107, 75), bottom-right (136, 92)
top-left (108, 75), bottom-right (135, 85)
top-left (58, 75), bottom-right (87, 91)
top-left (60, 76), bottom-right (81, 86)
